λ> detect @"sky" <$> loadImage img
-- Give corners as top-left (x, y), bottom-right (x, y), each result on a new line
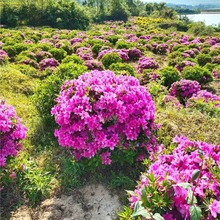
top-left (142, 0), bottom-right (220, 5)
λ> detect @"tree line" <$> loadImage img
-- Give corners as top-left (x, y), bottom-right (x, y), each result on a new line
top-left (0, 0), bottom-right (178, 29)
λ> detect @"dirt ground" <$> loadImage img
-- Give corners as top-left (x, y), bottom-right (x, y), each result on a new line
top-left (9, 184), bottom-right (122, 220)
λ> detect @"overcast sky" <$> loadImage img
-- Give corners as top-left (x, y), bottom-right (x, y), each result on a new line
top-left (142, 0), bottom-right (220, 5)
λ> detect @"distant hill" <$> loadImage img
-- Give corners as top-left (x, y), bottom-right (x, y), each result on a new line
top-left (142, 0), bottom-right (220, 5)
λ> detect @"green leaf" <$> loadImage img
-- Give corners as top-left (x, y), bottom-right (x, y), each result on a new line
top-left (131, 201), bottom-right (151, 219)
top-left (190, 205), bottom-right (202, 220)
top-left (187, 188), bottom-right (197, 205)
top-left (126, 190), bottom-right (135, 196)
top-left (153, 213), bottom-right (165, 220)
top-left (192, 170), bottom-right (201, 182)
top-left (177, 182), bottom-right (191, 189)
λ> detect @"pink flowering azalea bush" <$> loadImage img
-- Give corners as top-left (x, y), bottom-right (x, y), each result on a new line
top-left (0, 49), bottom-right (9, 65)
top-left (0, 100), bottom-right (27, 167)
top-left (137, 57), bottom-right (159, 73)
top-left (169, 79), bottom-right (201, 104)
top-left (39, 58), bottom-right (59, 71)
top-left (186, 90), bottom-right (220, 116)
top-left (51, 70), bottom-right (157, 165)
top-left (126, 136), bottom-right (220, 220)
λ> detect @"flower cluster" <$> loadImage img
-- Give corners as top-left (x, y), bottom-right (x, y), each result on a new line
top-left (129, 136), bottom-right (220, 220)
top-left (137, 57), bottom-right (159, 73)
top-left (0, 49), bottom-right (9, 65)
top-left (187, 90), bottom-right (220, 108)
top-left (97, 49), bottom-right (129, 61)
top-left (0, 100), bottom-right (27, 167)
top-left (84, 60), bottom-right (103, 70)
top-left (76, 46), bottom-right (93, 61)
top-left (182, 49), bottom-right (197, 58)
top-left (169, 79), bottom-right (201, 101)
top-left (39, 58), bottom-right (59, 71)
top-left (128, 48), bottom-right (142, 60)
top-left (153, 43), bottom-right (169, 54)
top-left (175, 60), bottom-right (196, 72)
top-left (51, 70), bottom-right (157, 164)
top-left (36, 51), bottom-right (52, 62)
top-left (163, 95), bottom-right (183, 109)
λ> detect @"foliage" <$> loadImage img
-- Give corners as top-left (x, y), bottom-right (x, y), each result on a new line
top-left (34, 63), bottom-right (87, 126)
top-left (159, 66), bottom-right (180, 88)
top-left (108, 0), bottom-right (130, 22)
top-left (196, 53), bottom-right (212, 67)
top-left (0, 1), bottom-right (90, 30)
top-left (186, 90), bottom-right (220, 117)
top-left (101, 52), bottom-right (123, 68)
top-left (188, 22), bottom-right (215, 36)
top-left (109, 62), bottom-right (135, 76)
top-left (182, 65), bottom-right (213, 85)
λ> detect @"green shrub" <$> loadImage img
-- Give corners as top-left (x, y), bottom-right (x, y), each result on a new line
top-left (34, 63), bottom-right (87, 126)
top-left (108, 0), bottom-right (131, 22)
top-left (106, 35), bottom-right (120, 45)
top-left (0, 4), bottom-right (19, 27)
top-left (92, 44), bottom-right (103, 58)
top-left (109, 63), bottom-right (135, 76)
top-left (61, 54), bottom-right (83, 64)
top-left (209, 48), bottom-right (220, 57)
top-left (35, 43), bottom-right (53, 52)
top-left (188, 22), bottom-right (215, 36)
top-left (159, 66), bottom-right (180, 88)
top-left (116, 40), bottom-right (133, 49)
top-left (49, 48), bottom-right (67, 62)
top-left (196, 53), bottom-right (212, 66)
top-left (101, 52), bottom-right (122, 69)
top-left (0, 66), bottom-right (35, 96)
top-left (200, 48), bottom-right (210, 54)
top-left (204, 63), bottom-right (218, 72)
top-left (3, 43), bottom-right (29, 59)
top-left (182, 65), bottom-right (213, 84)
top-left (14, 64), bottom-right (38, 77)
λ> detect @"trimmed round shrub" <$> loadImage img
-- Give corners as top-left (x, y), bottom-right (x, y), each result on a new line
top-left (116, 40), bottom-right (133, 49)
top-left (39, 58), bottom-right (59, 71)
top-left (128, 48), bottom-right (142, 61)
top-left (127, 136), bottom-right (220, 220)
top-left (51, 70), bottom-right (157, 165)
top-left (101, 52), bottom-right (122, 69)
top-left (182, 66), bottom-right (213, 84)
top-left (84, 60), bottom-right (103, 70)
top-left (137, 57), bottom-right (159, 73)
top-left (15, 64), bottom-right (38, 77)
top-left (159, 66), bottom-right (180, 88)
top-left (106, 35), bottom-right (120, 45)
top-left (34, 63), bottom-right (87, 125)
top-left (92, 43), bottom-right (103, 58)
top-left (0, 100), bottom-right (27, 167)
top-left (197, 53), bottom-right (212, 66)
top-left (49, 48), bottom-right (67, 62)
top-left (169, 79), bottom-right (201, 104)
top-left (61, 54), bottom-right (83, 65)
top-left (0, 49), bottom-right (9, 65)
top-left (109, 62), bottom-right (135, 76)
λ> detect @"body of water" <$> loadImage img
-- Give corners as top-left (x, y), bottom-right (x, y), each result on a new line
top-left (186, 13), bottom-right (220, 26)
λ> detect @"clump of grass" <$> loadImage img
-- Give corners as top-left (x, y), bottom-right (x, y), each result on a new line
top-left (156, 106), bottom-right (220, 147)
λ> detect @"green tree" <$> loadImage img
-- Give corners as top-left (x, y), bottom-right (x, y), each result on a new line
top-left (109, 0), bottom-right (130, 21)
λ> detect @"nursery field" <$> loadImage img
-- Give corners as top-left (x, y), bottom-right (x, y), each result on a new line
top-left (0, 17), bottom-right (220, 220)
